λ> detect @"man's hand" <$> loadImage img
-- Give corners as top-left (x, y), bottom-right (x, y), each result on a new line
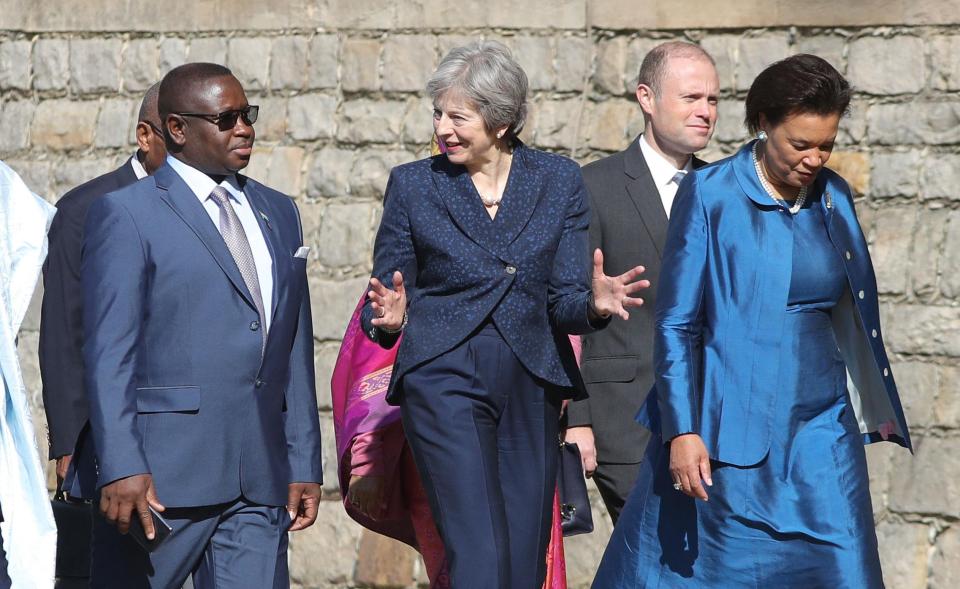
top-left (55, 454), bottom-right (73, 485)
top-left (99, 473), bottom-right (164, 537)
top-left (347, 475), bottom-right (387, 519)
top-left (564, 426), bottom-right (598, 477)
top-left (669, 433), bottom-right (713, 501)
top-left (287, 482), bottom-right (322, 531)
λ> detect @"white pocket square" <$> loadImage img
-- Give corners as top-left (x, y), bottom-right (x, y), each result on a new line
top-left (294, 246), bottom-right (310, 259)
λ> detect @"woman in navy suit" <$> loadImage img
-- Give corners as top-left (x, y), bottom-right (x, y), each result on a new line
top-left (594, 54), bottom-right (911, 588)
top-left (361, 41), bottom-right (648, 589)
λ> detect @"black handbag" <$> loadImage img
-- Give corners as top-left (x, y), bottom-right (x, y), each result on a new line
top-left (557, 441), bottom-right (594, 536)
top-left (51, 490), bottom-right (92, 584)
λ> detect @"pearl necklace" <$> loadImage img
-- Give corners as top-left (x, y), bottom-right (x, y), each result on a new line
top-left (478, 193), bottom-right (501, 207)
top-left (752, 142), bottom-right (807, 214)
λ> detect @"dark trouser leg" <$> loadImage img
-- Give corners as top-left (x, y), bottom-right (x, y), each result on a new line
top-left (592, 462), bottom-right (643, 525)
top-left (0, 520), bottom-right (11, 589)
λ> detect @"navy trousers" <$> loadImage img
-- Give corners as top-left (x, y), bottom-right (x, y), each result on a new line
top-left (400, 323), bottom-right (561, 589)
top-left (0, 516), bottom-right (10, 589)
top-left (91, 497), bottom-right (290, 589)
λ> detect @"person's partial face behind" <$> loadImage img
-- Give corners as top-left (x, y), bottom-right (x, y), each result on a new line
top-left (638, 56), bottom-right (719, 158)
top-left (432, 92), bottom-right (508, 169)
top-left (166, 75), bottom-right (256, 177)
top-left (135, 119), bottom-right (167, 175)
top-left (759, 110), bottom-right (840, 190)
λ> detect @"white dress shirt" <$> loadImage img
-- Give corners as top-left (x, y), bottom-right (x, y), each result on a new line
top-left (166, 155), bottom-right (274, 330)
top-left (130, 154), bottom-right (148, 180)
top-left (638, 134), bottom-right (695, 219)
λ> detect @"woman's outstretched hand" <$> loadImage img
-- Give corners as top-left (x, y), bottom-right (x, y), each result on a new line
top-left (368, 271), bottom-right (407, 331)
top-left (590, 249), bottom-right (650, 320)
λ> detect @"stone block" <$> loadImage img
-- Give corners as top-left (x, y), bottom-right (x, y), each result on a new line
top-left (4, 159), bottom-right (52, 200)
top-left (883, 303), bottom-right (960, 357)
top-left (585, 99), bottom-right (639, 152)
top-left (32, 99), bottom-right (99, 151)
top-left (52, 157), bottom-right (116, 198)
top-left (510, 35), bottom-right (554, 91)
top-left (869, 150), bottom-right (921, 197)
top-left (838, 99), bottom-right (868, 146)
top-left (594, 37), bottom-right (628, 96)
top-left (242, 146), bottom-right (271, 187)
top-left (270, 36), bottom-right (309, 90)
top-left (307, 34), bottom-right (339, 90)
top-left (699, 35), bottom-right (737, 92)
top-left (354, 529), bottom-right (418, 587)
top-left (400, 96), bottom-right (434, 147)
top-left (533, 98), bottom-right (581, 148)
top-left (265, 146), bottom-right (306, 196)
top-left (314, 343), bottom-right (342, 412)
top-left (867, 101), bottom-right (960, 146)
top-left (921, 153), bottom-right (960, 201)
top-left (865, 442), bottom-right (894, 518)
top-left (891, 361), bottom-right (938, 428)
top-left (931, 35), bottom-right (960, 91)
top-left (188, 37), bottom-right (227, 65)
top-left (319, 413), bottom-right (340, 497)
top-left (95, 98), bottom-right (137, 149)
top-left (869, 206), bottom-right (914, 295)
top-left (934, 366), bottom-right (960, 428)
top-left (227, 37), bottom-right (270, 90)
top-left (287, 499), bottom-right (362, 586)
top-left (714, 98), bottom-right (747, 144)
top-left (848, 35), bottom-right (925, 95)
top-left (0, 39), bottom-right (32, 91)
top-left (382, 35), bottom-right (436, 93)
top-left (0, 100), bottom-right (35, 153)
top-left (317, 202), bottom-right (379, 268)
top-left (626, 37), bottom-right (668, 95)
top-left (931, 526), bottom-right (960, 589)
top-left (253, 96), bottom-right (288, 142)
top-left (33, 39), bottom-right (69, 91)
top-left (287, 94), bottom-right (338, 141)
top-left (341, 38), bottom-right (380, 92)
top-left (158, 37), bottom-right (188, 74)
top-left (875, 519), bottom-right (930, 589)
top-left (736, 34), bottom-right (789, 91)
top-left (310, 275), bottom-right (370, 341)
top-left (911, 208), bottom-right (949, 298)
top-left (69, 38), bottom-right (122, 94)
top-left (122, 38), bottom-right (159, 92)
top-left (890, 435), bottom-right (960, 518)
top-left (437, 35), bottom-right (474, 59)
top-left (339, 99), bottom-right (406, 144)
top-left (941, 211), bottom-right (960, 299)
top-left (306, 147), bottom-right (355, 199)
top-left (796, 35), bottom-right (846, 73)
top-left (555, 36), bottom-right (590, 93)
top-left (564, 484), bottom-right (615, 587)
top-left (826, 151), bottom-right (869, 196)
top-left (349, 149), bottom-right (415, 200)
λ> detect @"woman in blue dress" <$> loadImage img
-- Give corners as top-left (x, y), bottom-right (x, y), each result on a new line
top-left (593, 54), bottom-right (911, 588)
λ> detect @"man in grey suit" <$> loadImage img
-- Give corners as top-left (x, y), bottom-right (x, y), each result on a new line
top-left (565, 42), bottom-right (719, 522)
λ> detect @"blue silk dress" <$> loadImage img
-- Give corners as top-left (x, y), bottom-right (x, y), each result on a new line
top-left (593, 191), bottom-right (885, 588)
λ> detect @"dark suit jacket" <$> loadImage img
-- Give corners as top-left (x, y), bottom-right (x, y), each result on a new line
top-left (81, 163), bottom-right (322, 508)
top-left (40, 157), bottom-right (138, 461)
top-left (361, 143), bottom-right (608, 404)
top-left (567, 139), bottom-right (704, 464)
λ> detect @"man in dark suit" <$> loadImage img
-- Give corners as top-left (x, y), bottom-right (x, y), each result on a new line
top-left (82, 63), bottom-right (322, 588)
top-left (565, 42), bottom-right (719, 523)
top-left (40, 82), bottom-right (166, 499)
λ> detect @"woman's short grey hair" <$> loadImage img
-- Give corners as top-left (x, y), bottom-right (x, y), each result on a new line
top-left (426, 40), bottom-right (529, 141)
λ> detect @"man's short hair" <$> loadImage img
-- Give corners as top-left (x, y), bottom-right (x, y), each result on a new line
top-left (637, 41), bottom-right (715, 96)
top-left (138, 82), bottom-right (162, 127)
top-left (158, 62), bottom-right (234, 118)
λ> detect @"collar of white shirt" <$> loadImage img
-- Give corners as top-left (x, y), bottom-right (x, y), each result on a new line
top-left (130, 153), bottom-right (148, 180)
top-left (638, 133), bottom-right (694, 191)
top-left (165, 154), bottom-right (245, 206)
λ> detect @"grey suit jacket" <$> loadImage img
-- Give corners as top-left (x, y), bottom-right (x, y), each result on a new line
top-left (567, 138), bottom-right (704, 464)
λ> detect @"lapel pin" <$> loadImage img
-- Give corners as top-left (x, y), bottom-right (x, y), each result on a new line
top-left (259, 210), bottom-right (272, 230)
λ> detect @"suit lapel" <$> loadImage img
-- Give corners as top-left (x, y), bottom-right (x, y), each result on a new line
top-left (623, 142), bottom-right (669, 258)
top-left (153, 165), bottom-right (258, 312)
top-left (241, 178), bottom-right (283, 326)
top-left (431, 157), bottom-right (504, 260)
top-left (496, 145), bottom-right (544, 249)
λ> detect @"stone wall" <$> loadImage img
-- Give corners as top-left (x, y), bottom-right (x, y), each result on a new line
top-left (3, 2), bottom-right (958, 587)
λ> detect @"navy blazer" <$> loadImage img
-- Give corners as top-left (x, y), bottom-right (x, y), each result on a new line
top-left (82, 163), bottom-right (322, 508)
top-left (40, 158), bottom-right (138, 461)
top-left (362, 144), bottom-right (608, 403)
top-left (640, 142), bottom-right (911, 467)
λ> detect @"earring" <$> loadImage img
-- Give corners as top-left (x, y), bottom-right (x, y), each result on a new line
top-left (497, 132), bottom-right (504, 139)
top-left (757, 130), bottom-right (768, 142)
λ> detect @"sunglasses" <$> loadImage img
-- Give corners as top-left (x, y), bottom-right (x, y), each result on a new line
top-left (173, 105), bottom-right (259, 131)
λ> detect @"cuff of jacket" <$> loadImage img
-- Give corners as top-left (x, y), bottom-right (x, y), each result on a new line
top-left (565, 398), bottom-right (592, 428)
top-left (96, 452), bottom-right (150, 489)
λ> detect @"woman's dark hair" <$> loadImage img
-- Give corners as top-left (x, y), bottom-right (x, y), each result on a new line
top-left (744, 54), bottom-right (851, 134)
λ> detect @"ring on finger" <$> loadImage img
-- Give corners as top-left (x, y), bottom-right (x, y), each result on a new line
top-left (672, 481), bottom-right (683, 491)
